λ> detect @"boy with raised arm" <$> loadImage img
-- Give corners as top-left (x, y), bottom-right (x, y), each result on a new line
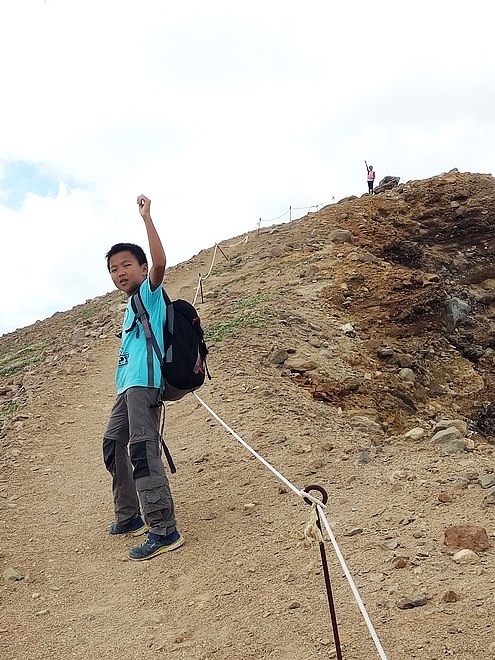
top-left (103, 194), bottom-right (184, 561)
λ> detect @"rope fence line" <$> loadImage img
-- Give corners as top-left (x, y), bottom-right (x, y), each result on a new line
top-left (193, 392), bottom-right (325, 508)
top-left (191, 276), bottom-right (202, 308)
top-left (192, 391), bottom-right (389, 660)
top-left (219, 235), bottom-right (250, 249)
top-left (180, 199), bottom-right (388, 656)
top-left (260, 208), bottom-right (290, 223)
top-left (203, 243), bottom-right (219, 279)
top-left (190, 235), bottom-right (250, 307)
top-left (188, 195), bottom-right (336, 306)
top-left (258, 198), bottom-right (336, 228)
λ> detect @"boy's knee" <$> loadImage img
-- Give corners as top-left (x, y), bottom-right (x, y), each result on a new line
top-left (130, 440), bottom-right (151, 479)
top-left (103, 438), bottom-right (116, 472)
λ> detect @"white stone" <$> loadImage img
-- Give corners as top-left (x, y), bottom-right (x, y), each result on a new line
top-left (404, 427), bottom-right (425, 441)
top-left (453, 549), bottom-right (479, 564)
top-left (399, 368), bottom-right (415, 382)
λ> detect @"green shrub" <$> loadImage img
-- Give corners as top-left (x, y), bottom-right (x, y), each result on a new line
top-left (0, 342), bottom-right (47, 377)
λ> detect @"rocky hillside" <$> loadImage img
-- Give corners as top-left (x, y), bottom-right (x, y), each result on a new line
top-left (1, 169), bottom-right (495, 660)
top-left (2, 169), bottom-right (494, 447)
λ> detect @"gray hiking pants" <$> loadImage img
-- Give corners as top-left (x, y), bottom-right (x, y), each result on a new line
top-left (102, 386), bottom-right (176, 536)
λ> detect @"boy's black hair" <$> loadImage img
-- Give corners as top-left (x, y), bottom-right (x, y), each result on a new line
top-left (105, 243), bottom-right (148, 271)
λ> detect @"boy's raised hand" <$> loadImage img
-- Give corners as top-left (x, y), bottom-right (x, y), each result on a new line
top-left (137, 194), bottom-right (151, 218)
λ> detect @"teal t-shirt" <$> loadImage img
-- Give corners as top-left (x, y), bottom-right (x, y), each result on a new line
top-left (116, 278), bottom-right (166, 394)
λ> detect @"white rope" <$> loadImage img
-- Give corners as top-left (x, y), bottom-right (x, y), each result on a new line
top-left (192, 392), bottom-right (324, 507)
top-left (317, 505), bottom-right (389, 660)
top-left (192, 391), bottom-right (389, 659)
top-left (259, 208), bottom-right (290, 223)
top-left (258, 198), bottom-right (335, 226)
top-left (189, 195), bottom-right (333, 308)
top-left (190, 239), bottom-right (249, 308)
top-left (191, 243), bottom-right (219, 307)
top-left (189, 197), bottom-right (336, 306)
top-left (191, 275), bottom-right (202, 308)
top-left (291, 198), bottom-right (335, 211)
top-left (202, 243), bottom-right (219, 280)
top-left (219, 236), bottom-right (249, 248)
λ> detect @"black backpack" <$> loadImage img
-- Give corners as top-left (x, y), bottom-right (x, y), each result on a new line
top-left (129, 288), bottom-right (210, 402)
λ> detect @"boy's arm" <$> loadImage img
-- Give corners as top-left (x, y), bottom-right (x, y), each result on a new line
top-left (137, 194), bottom-right (166, 290)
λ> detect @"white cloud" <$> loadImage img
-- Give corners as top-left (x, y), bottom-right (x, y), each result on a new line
top-left (1, 0), bottom-right (495, 334)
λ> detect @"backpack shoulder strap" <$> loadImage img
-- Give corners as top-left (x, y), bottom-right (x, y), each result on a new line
top-left (161, 289), bottom-right (176, 342)
top-left (128, 290), bottom-right (163, 388)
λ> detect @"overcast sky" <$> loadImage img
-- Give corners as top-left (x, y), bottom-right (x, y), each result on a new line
top-left (1, 0), bottom-right (494, 335)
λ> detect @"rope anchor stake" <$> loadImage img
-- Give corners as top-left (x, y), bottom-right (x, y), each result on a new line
top-left (303, 484), bottom-right (343, 660)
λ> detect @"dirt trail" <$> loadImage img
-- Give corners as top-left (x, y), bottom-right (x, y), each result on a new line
top-left (1, 317), bottom-right (355, 660)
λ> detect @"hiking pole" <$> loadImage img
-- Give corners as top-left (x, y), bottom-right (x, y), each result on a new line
top-left (303, 485), bottom-right (343, 660)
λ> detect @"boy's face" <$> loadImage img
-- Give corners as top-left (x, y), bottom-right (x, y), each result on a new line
top-left (108, 250), bottom-right (148, 295)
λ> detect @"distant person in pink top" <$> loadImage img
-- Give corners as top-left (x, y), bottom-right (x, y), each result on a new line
top-left (365, 161), bottom-right (375, 194)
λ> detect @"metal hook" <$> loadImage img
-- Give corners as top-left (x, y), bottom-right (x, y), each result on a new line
top-left (302, 484), bottom-right (328, 507)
